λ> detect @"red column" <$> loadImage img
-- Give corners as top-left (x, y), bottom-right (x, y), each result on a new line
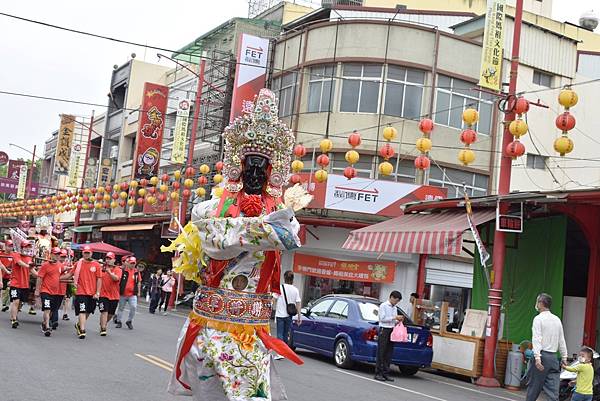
top-left (584, 247), bottom-right (599, 347)
top-left (416, 254), bottom-right (427, 298)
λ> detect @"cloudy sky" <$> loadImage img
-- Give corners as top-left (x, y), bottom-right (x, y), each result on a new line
top-left (0, 0), bottom-right (597, 160)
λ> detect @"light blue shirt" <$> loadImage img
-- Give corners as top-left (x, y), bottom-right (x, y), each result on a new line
top-left (378, 300), bottom-right (398, 328)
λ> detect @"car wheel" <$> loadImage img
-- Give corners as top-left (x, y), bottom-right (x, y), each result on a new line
top-left (334, 339), bottom-right (354, 369)
top-left (398, 366), bottom-right (419, 376)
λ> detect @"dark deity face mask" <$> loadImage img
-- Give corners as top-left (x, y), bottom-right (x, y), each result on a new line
top-left (242, 155), bottom-right (269, 195)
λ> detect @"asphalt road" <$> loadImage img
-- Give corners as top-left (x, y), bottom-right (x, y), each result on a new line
top-left (0, 304), bottom-right (528, 401)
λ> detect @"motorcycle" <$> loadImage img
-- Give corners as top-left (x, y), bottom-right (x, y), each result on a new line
top-left (559, 349), bottom-right (600, 401)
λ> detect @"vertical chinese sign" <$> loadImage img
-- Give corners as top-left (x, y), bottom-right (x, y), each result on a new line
top-left (133, 83), bottom-right (169, 179)
top-left (55, 114), bottom-right (76, 174)
top-left (478, 0), bottom-right (506, 91)
top-left (229, 34), bottom-right (270, 122)
top-left (8, 160), bottom-right (25, 180)
top-left (16, 165), bottom-right (28, 199)
top-left (170, 99), bottom-right (190, 164)
top-left (67, 143), bottom-right (82, 187)
top-left (98, 158), bottom-right (113, 186)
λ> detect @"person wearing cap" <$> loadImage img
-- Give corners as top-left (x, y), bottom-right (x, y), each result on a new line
top-left (98, 252), bottom-right (122, 336)
top-left (115, 256), bottom-right (141, 329)
top-left (0, 240), bottom-right (14, 312)
top-left (8, 240), bottom-right (36, 328)
top-left (50, 249), bottom-right (70, 328)
top-left (35, 247), bottom-right (64, 336)
top-left (61, 245), bottom-right (102, 339)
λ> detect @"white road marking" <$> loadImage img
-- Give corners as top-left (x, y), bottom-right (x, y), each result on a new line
top-left (422, 375), bottom-right (523, 401)
top-left (145, 354), bottom-right (174, 368)
top-left (134, 353), bottom-right (173, 372)
top-left (334, 369), bottom-right (449, 401)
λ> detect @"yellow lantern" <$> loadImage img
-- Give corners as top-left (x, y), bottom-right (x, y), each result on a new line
top-left (345, 150), bottom-right (360, 165)
top-left (314, 169), bottom-right (328, 183)
top-left (82, 204), bottom-right (89, 210)
top-left (184, 178), bottom-right (194, 188)
top-left (110, 201), bottom-right (118, 209)
top-left (458, 149), bottom-right (476, 165)
top-left (319, 139), bottom-right (333, 153)
top-left (554, 136), bottom-right (574, 156)
top-left (509, 119), bottom-right (528, 138)
top-left (199, 164), bottom-right (210, 175)
top-left (84, 188), bottom-right (91, 195)
top-left (103, 194), bottom-right (110, 202)
top-left (119, 191), bottom-right (128, 200)
top-left (127, 199), bottom-right (135, 207)
top-left (147, 196), bottom-right (157, 205)
top-left (170, 192), bottom-right (180, 201)
top-left (382, 126), bottom-right (397, 141)
top-left (149, 176), bottom-right (159, 186)
top-left (159, 184), bottom-right (168, 193)
top-left (113, 184), bottom-right (120, 192)
top-left (97, 187), bottom-right (105, 194)
top-left (94, 202), bottom-right (103, 209)
top-left (173, 170), bottom-right (181, 180)
top-left (195, 187), bottom-right (207, 197)
top-left (378, 161), bottom-right (394, 176)
top-left (130, 180), bottom-right (138, 188)
top-left (213, 187), bottom-right (224, 198)
top-left (462, 108), bottom-right (479, 126)
top-left (291, 160), bottom-right (304, 173)
top-left (416, 137), bottom-right (432, 153)
top-left (558, 89), bottom-right (578, 109)
top-left (213, 174), bottom-right (224, 184)
top-left (138, 188), bottom-right (147, 197)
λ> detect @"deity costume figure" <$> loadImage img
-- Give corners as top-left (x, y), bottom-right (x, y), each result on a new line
top-left (162, 89), bottom-right (312, 401)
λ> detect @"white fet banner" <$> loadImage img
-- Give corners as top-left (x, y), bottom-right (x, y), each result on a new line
top-left (170, 99), bottom-right (191, 164)
top-left (229, 34), bottom-right (270, 122)
top-left (324, 175), bottom-right (424, 215)
top-left (16, 165), bottom-right (28, 199)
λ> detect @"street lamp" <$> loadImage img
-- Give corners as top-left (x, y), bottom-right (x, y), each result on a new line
top-left (9, 143), bottom-right (37, 199)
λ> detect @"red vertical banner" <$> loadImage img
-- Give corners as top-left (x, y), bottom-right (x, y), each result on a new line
top-left (133, 82), bottom-right (169, 179)
top-left (8, 160), bottom-right (25, 180)
top-left (229, 34), bottom-right (270, 122)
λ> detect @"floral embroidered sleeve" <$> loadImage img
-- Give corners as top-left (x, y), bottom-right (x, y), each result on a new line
top-left (196, 207), bottom-right (300, 260)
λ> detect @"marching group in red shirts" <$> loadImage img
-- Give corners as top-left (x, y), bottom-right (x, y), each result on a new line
top-left (0, 241), bottom-right (142, 339)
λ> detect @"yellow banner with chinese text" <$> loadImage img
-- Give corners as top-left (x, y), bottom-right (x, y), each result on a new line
top-left (478, 0), bottom-right (506, 91)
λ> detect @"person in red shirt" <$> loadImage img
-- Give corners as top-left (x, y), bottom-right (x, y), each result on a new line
top-left (9, 240), bottom-right (36, 328)
top-left (98, 252), bottom-right (122, 336)
top-left (35, 247), bottom-right (64, 337)
top-left (115, 256), bottom-right (141, 330)
top-left (61, 245), bottom-right (102, 339)
top-left (0, 240), bottom-right (14, 312)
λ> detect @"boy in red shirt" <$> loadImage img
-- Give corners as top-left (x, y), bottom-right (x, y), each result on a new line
top-left (98, 252), bottom-right (122, 336)
top-left (0, 240), bottom-right (14, 312)
top-left (35, 247), bottom-right (64, 336)
top-left (115, 256), bottom-right (141, 330)
top-left (61, 246), bottom-right (102, 339)
top-left (9, 240), bottom-right (36, 328)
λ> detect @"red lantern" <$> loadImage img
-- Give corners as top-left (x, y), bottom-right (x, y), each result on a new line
top-left (148, 187), bottom-right (156, 194)
top-left (506, 140), bottom-right (526, 159)
top-left (348, 131), bottom-right (361, 148)
top-left (343, 166), bottom-right (357, 180)
top-left (515, 97), bottom-right (530, 115)
top-left (71, 197), bottom-right (77, 204)
top-left (161, 173), bottom-right (170, 182)
top-left (185, 167), bottom-right (195, 177)
top-left (182, 189), bottom-right (191, 198)
top-left (119, 200), bottom-right (126, 208)
top-left (136, 198), bottom-right (144, 206)
top-left (555, 112), bottom-right (576, 131)
top-left (65, 206), bottom-right (71, 212)
top-left (172, 181), bottom-right (181, 190)
top-left (316, 154), bottom-right (330, 167)
top-left (290, 174), bottom-right (302, 185)
top-left (128, 190), bottom-right (136, 197)
top-left (78, 189), bottom-right (84, 196)
top-left (95, 193), bottom-right (103, 201)
top-left (140, 179), bottom-right (148, 187)
top-left (198, 176), bottom-right (208, 185)
top-left (120, 182), bottom-right (128, 190)
top-left (102, 202), bottom-right (110, 209)
top-left (414, 155), bottom-right (431, 170)
top-left (419, 118), bottom-right (434, 134)
top-left (293, 144), bottom-right (307, 158)
top-left (379, 143), bottom-right (395, 160)
top-left (158, 194), bottom-right (166, 202)
top-left (90, 187), bottom-right (97, 195)
top-left (82, 195), bottom-right (89, 203)
top-left (111, 193), bottom-right (118, 200)
top-left (105, 185), bottom-right (112, 193)
top-left (460, 129), bottom-right (478, 145)
top-left (215, 161), bottom-right (224, 172)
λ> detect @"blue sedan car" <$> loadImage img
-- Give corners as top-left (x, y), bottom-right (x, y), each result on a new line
top-left (289, 294), bottom-right (433, 375)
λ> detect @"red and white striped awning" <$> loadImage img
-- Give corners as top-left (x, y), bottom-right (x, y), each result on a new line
top-left (342, 209), bottom-right (496, 256)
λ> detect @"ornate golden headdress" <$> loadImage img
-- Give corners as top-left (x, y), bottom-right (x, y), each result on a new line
top-left (222, 89), bottom-right (295, 198)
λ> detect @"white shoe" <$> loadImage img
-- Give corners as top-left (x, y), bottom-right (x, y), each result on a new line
top-left (162, 312), bottom-right (168, 316)
top-left (273, 354), bottom-right (284, 360)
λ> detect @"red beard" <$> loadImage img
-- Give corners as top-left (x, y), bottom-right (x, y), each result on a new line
top-left (239, 194), bottom-right (263, 217)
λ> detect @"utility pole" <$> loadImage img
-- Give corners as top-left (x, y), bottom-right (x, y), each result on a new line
top-left (74, 111), bottom-right (95, 242)
top-left (476, 0), bottom-right (524, 388)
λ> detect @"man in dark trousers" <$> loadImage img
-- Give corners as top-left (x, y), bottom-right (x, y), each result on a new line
top-left (148, 269), bottom-right (162, 314)
top-left (525, 293), bottom-right (568, 401)
top-left (375, 290), bottom-right (403, 382)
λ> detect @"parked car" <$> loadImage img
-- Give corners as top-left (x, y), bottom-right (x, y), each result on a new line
top-left (289, 294), bottom-right (433, 375)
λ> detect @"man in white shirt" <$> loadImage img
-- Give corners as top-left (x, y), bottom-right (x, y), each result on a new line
top-left (273, 271), bottom-right (301, 360)
top-left (526, 293), bottom-right (568, 401)
top-left (375, 290), bottom-right (404, 382)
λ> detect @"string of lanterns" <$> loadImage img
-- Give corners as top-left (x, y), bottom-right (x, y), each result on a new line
top-left (378, 126), bottom-right (397, 176)
top-left (415, 119), bottom-right (434, 170)
top-left (458, 109), bottom-right (478, 166)
top-left (0, 163), bottom-right (225, 218)
top-left (554, 87), bottom-right (578, 156)
top-left (506, 97), bottom-right (530, 159)
top-left (344, 130), bottom-right (362, 180)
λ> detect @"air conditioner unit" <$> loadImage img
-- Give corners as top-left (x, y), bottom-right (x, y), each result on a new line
top-left (110, 145), bottom-right (119, 160)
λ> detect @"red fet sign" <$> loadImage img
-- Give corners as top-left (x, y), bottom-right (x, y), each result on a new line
top-left (7, 160), bottom-right (25, 180)
top-left (133, 83), bottom-right (169, 179)
top-left (0, 152), bottom-right (8, 167)
top-left (293, 253), bottom-right (396, 283)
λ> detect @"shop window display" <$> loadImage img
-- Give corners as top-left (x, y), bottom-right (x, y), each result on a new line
top-left (303, 276), bottom-right (381, 305)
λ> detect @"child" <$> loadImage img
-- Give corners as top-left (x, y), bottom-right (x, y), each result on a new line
top-left (563, 347), bottom-right (595, 401)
